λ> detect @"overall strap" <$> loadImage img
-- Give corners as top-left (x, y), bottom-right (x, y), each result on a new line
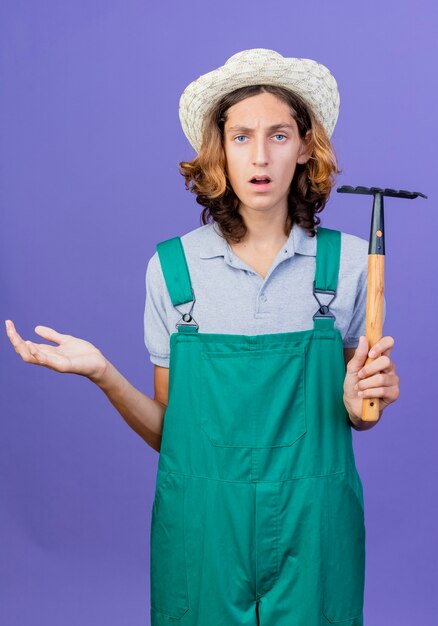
top-left (313, 227), bottom-right (341, 330)
top-left (156, 236), bottom-right (198, 332)
top-left (156, 237), bottom-right (194, 306)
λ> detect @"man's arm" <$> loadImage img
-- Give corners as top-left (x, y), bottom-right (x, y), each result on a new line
top-left (90, 360), bottom-right (168, 452)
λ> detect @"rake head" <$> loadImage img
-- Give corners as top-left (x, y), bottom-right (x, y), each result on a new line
top-left (337, 185), bottom-right (427, 199)
top-left (336, 185), bottom-right (428, 254)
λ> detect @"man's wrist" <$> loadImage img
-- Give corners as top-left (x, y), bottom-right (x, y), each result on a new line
top-left (88, 356), bottom-right (112, 387)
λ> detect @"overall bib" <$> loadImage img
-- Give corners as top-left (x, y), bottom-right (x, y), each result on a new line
top-left (150, 227), bottom-right (366, 626)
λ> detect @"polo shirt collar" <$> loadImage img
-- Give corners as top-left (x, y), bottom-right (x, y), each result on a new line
top-left (199, 220), bottom-right (316, 260)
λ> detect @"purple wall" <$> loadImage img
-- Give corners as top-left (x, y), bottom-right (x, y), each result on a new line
top-left (1, 1), bottom-right (436, 624)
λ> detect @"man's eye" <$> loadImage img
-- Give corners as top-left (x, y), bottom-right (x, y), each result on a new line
top-left (233, 134), bottom-right (286, 143)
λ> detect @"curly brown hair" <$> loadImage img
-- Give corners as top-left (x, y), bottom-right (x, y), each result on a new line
top-left (178, 84), bottom-right (342, 243)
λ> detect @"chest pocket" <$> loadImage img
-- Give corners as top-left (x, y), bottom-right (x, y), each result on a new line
top-left (199, 345), bottom-right (307, 448)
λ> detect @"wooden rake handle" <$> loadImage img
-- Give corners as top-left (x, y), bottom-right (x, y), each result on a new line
top-left (363, 253), bottom-right (385, 421)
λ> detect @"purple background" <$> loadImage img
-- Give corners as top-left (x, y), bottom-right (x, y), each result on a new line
top-left (1, 1), bottom-right (436, 624)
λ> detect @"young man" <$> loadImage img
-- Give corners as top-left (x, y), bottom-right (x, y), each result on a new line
top-left (143, 49), bottom-right (400, 625)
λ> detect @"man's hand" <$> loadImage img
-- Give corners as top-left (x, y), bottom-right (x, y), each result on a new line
top-left (343, 335), bottom-right (400, 429)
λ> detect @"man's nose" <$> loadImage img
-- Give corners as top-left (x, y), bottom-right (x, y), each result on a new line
top-left (252, 136), bottom-right (269, 165)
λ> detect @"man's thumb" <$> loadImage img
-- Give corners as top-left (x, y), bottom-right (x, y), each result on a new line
top-left (348, 336), bottom-right (369, 373)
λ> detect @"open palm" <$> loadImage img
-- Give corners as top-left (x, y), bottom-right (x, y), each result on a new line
top-left (5, 320), bottom-right (106, 380)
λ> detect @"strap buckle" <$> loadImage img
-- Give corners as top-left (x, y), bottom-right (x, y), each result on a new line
top-left (312, 280), bottom-right (337, 320)
top-left (174, 287), bottom-right (199, 329)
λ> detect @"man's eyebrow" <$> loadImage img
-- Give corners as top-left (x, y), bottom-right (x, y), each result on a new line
top-left (226, 123), bottom-right (295, 134)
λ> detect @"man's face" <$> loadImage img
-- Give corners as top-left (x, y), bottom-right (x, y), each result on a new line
top-left (223, 92), bottom-right (312, 216)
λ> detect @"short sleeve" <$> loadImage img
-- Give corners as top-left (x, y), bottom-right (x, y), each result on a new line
top-left (143, 252), bottom-right (171, 367)
top-left (343, 260), bottom-right (387, 349)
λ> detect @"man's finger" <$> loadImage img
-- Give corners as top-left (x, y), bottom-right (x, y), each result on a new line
top-left (34, 325), bottom-right (68, 345)
top-left (369, 335), bottom-right (395, 359)
top-left (358, 355), bottom-right (392, 378)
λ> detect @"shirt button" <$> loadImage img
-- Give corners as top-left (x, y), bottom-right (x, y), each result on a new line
top-left (260, 294), bottom-right (267, 302)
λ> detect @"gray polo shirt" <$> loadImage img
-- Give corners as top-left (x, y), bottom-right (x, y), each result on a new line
top-left (144, 221), bottom-right (386, 367)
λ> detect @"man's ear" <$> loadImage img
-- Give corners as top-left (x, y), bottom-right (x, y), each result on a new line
top-left (297, 130), bottom-right (314, 165)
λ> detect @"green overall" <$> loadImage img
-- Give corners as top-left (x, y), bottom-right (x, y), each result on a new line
top-left (150, 227), bottom-right (366, 626)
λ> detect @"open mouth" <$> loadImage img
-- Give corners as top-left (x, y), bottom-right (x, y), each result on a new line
top-left (250, 176), bottom-right (271, 185)
top-left (249, 176), bottom-right (272, 189)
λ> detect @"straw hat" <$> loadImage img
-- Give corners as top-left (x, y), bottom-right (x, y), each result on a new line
top-left (178, 48), bottom-right (340, 153)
